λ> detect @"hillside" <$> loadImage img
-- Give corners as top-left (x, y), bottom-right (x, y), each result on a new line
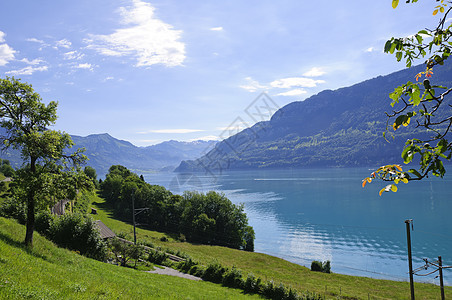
top-left (0, 217), bottom-right (258, 299)
top-left (176, 63), bottom-right (452, 172)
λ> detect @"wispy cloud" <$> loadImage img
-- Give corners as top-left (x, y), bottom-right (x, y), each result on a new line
top-left (303, 67), bottom-right (326, 77)
top-left (270, 77), bottom-right (325, 89)
top-left (5, 65), bottom-right (48, 76)
top-left (188, 135), bottom-right (221, 142)
top-left (366, 47), bottom-right (375, 53)
top-left (75, 63), bottom-right (93, 70)
top-left (19, 58), bottom-right (44, 65)
top-left (210, 26), bottom-right (223, 31)
top-left (63, 50), bottom-right (85, 60)
top-left (26, 38), bottom-right (45, 44)
top-left (85, 0), bottom-right (185, 67)
top-left (239, 77), bottom-right (268, 92)
top-left (139, 129), bottom-right (204, 134)
top-left (0, 31), bottom-right (16, 66)
top-left (276, 88), bottom-right (307, 96)
top-left (55, 39), bottom-right (72, 49)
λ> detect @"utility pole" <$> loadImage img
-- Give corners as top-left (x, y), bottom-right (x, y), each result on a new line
top-left (132, 192), bottom-right (136, 245)
top-left (438, 256), bottom-right (445, 300)
top-left (131, 189), bottom-right (149, 245)
top-left (405, 219), bottom-right (415, 300)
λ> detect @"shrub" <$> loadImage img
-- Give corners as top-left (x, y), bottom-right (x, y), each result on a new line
top-left (244, 274), bottom-right (262, 294)
top-left (35, 210), bottom-right (54, 237)
top-left (177, 258), bottom-right (198, 273)
top-left (222, 267), bottom-right (244, 289)
top-left (310, 260), bottom-right (331, 273)
top-left (50, 213), bottom-right (107, 261)
top-left (0, 197), bottom-right (26, 224)
top-left (202, 262), bottom-right (227, 283)
top-left (147, 248), bottom-right (169, 265)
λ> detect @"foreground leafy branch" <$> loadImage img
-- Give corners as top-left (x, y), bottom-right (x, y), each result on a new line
top-left (364, 0), bottom-right (452, 194)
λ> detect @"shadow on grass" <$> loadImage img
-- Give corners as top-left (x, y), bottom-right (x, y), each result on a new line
top-left (0, 231), bottom-right (50, 262)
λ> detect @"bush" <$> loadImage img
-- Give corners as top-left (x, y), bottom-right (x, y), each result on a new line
top-left (147, 248), bottom-right (169, 265)
top-left (244, 274), bottom-right (262, 294)
top-left (202, 262), bottom-right (227, 283)
top-left (0, 197), bottom-right (26, 224)
top-left (50, 213), bottom-right (107, 261)
top-left (310, 260), bottom-right (331, 273)
top-left (35, 210), bottom-right (54, 237)
top-left (222, 267), bottom-right (244, 289)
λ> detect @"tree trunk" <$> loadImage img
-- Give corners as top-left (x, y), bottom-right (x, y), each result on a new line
top-left (24, 191), bottom-right (35, 247)
top-left (24, 157), bottom-right (36, 247)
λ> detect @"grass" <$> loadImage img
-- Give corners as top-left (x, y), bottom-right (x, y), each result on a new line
top-left (0, 217), bottom-right (260, 299)
top-left (89, 193), bottom-right (451, 299)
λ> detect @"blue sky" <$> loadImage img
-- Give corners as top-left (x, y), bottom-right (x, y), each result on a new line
top-left (0, 0), bottom-right (441, 146)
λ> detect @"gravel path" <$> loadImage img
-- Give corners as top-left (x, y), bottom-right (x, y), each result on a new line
top-left (147, 267), bottom-right (202, 281)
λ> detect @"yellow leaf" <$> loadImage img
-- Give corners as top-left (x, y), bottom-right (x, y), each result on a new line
top-left (391, 184), bottom-right (398, 192)
top-left (394, 178), bottom-right (400, 184)
top-left (402, 178), bottom-right (409, 184)
top-left (394, 165), bottom-right (403, 171)
top-left (433, 9), bottom-right (439, 15)
top-left (402, 117), bottom-right (410, 127)
top-left (362, 179), bottom-right (367, 188)
top-left (379, 187), bottom-right (385, 196)
top-left (392, 0), bottom-right (399, 9)
top-left (440, 7), bottom-right (445, 13)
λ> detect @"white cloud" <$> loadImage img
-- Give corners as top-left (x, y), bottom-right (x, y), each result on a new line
top-left (0, 44), bottom-right (15, 66)
top-left (366, 47), bottom-right (375, 52)
top-left (276, 88), bottom-right (307, 96)
top-left (5, 65), bottom-right (48, 76)
top-left (85, 0), bottom-right (185, 67)
top-left (0, 31), bottom-right (16, 66)
top-left (210, 27), bottom-right (223, 31)
top-left (140, 129), bottom-right (204, 134)
top-left (303, 67), bottom-right (326, 77)
top-left (63, 50), bottom-right (85, 60)
top-left (103, 76), bottom-right (115, 82)
top-left (19, 58), bottom-right (44, 65)
top-left (75, 63), bottom-right (93, 70)
top-left (239, 77), bottom-right (268, 92)
top-left (189, 135), bottom-right (221, 142)
top-left (270, 77), bottom-right (325, 89)
top-left (26, 38), bottom-right (45, 44)
top-left (55, 39), bottom-right (72, 49)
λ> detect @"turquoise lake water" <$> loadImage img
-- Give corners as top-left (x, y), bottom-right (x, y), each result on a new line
top-left (144, 167), bottom-right (452, 285)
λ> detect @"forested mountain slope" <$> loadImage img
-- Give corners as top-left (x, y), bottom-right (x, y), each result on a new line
top-left (176, 63), bottom-right (452, 171)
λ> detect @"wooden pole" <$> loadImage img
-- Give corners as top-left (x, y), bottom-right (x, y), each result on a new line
top-left (438, 256), bottom-right (445, 300)
top-left (405, 219), bottom-right (415, 300)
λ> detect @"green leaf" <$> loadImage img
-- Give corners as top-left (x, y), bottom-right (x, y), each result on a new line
top-left (408, 169), bottom-right (422, 178)
top-left (396, 51), bottom-right (403, 62)
top-left (415, 34), bottom-right (423, 44)
top-left (384, 40), bottom-right (392, 53)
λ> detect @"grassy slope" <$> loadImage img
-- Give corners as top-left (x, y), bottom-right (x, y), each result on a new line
top-left (90, 194), bottom-right (451, 299)
top-left (0, 217), bottom-right (260, 299)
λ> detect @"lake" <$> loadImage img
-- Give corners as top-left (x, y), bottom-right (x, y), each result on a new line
top-left (144, 167), bottom-right (452, 285)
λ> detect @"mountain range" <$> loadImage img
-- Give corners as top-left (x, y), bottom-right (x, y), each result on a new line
top-left (0, 133), bottom-right (216, 177)
top-left (176, 62), bottom-right (452, 172)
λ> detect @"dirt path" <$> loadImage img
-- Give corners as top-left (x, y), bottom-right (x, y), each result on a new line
top-left (147, 267), bottom-right (202, 281)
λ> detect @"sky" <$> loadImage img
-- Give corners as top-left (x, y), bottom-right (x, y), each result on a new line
top-left (0, 0), bottom-right (444, 146)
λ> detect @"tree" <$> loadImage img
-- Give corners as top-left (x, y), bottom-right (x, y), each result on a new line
top-left (0, 77), bottom-right (89, 247)
top-left (363, 1), bottom-right (452, 194)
